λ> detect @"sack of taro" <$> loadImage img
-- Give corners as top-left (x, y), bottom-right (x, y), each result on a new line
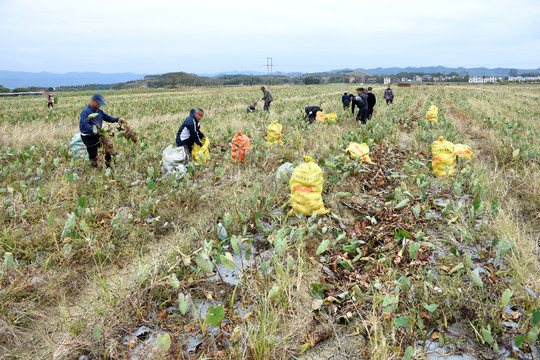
top-left (316, 110), bottom-right (327, 123)
top-left (453, 144), bottom-right (474, 160)
top-left (231, 131), bottom-right (250, 162)
top-left (431, 136), bottom-right (455, 177)
top-left (161, 145), bottom-right (188, 177)
top-left (289, 156), bottom-right (329, 215)
top-left (192, 137), bottom-right (210, 164)
top-left (346, 142), bottom-right (373, 163)
top-left (267, 120), bottom-right (282, 146)
top-left (325, 112), bottom-right (337, 124)
top-left (70, 133), bottom-right (89, 159)
top-left (426, 105), bottom-right (438, 123)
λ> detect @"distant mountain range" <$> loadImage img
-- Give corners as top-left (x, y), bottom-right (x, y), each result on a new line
top-left (1, 66), bottom-right (538, 89)
top-left (0, 71), bottom-right (146, 89)
top-left (200, 66), bottom-right (540, 78)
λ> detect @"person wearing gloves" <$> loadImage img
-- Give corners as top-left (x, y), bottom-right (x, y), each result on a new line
top-left (246, 101), bottom-right (258, 113)
top-left (260, 86), bottom-right (273, 112)
top-left (176, 108), bottom-right (205, 159)
top-left (79, 93), bottom-right (125, 167)
top-left (305, 106), bottom-right (323, 124)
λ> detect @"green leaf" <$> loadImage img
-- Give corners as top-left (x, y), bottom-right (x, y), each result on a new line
top-left (395, 199), bottom-right (410, 210)
top-left (422, 303), bottom-right (438, 312)
top-left (196, 253), bottom-right (215, 274)
top-left (515, 334), bottom-right (525, 347)
top-left (470, 270), bottom-right (484, 288)
top-left (206, 305), bottom-right (225, 327)
top-left (403, 346), bottom-right (414, 360)
top-left (409, 242), bottom-right (421, 259)
top-left (220, 252), bottom-right (236, 270)
top-left (92, 324), bottom-right (102, 342)
top-left (78, 196), bottom-right (86, 208)
top-left (66, 172), bottom-right (74, 183)
top-left (481, 327), bottom-right (494, 345)
top-left (412, 205), bottom-right (420, 219)
top-left (47, 213), bottom-right (54, 227)
top-left (512, 148), bottom-right (520, 160)
top-left (79, 219), bottom-right (89, 233)
top-left (527, 326), bottom-right (539, 344)
top-left (353, 285), bottom-right (362, 298)
top-left (311, 283), bottom-right (328, 299)
top-left (223, 212), bottom-right (233, 228)
top-left (501, 289), bottom-right (513, 308)
top-left (230, 236), bottom-right (241, 255)
top-left (268, 284), bottom-right (280, 300)
top-left (337, 192), bottom-right (352, 197)
top-left (394, 316), bottom-right (410, 328)
top-left (178, 293), bottom-right (191, 315)
top-left (382, 294), bottom-right (396, 307)
top-left (3, 252), bottom-right (14, 270)
top-left (157, 333), bottom-right (171, 352)
top-left (465, 253), bottom-right (473, 268)
top-left (169, 274), bottom-right (180, 290)
top-left (60, 213), bottom-right (76, 240)
top-left (337, 259), bottom-right (352, 270)
top-left (531, 309), bottom-right (540, 327)
top-left (316, 239), bottom-right (330, 255)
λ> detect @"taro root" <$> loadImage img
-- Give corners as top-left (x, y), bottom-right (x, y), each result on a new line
top-left (123, 124), bottom-right (138, 143)
top-left (99, 135), bottom-right (117, 156)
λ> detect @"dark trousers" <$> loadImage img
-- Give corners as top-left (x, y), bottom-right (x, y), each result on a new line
top-left (48, 102), bottom-right (53, 108)
top-left (367, 107), bottom-right (374, 119)
top-left (263, 101), bottom-right (272, 112)
top-left (386, 99), bottom-right (393, 105)
top-left (307, 114), bottom-right (316, 124)
top-left (343, 100), bottom-right (350, 110)
top-left (81, 134), bottom-right (111, 165)
top-left (356, 107), bottom-right (368, 124)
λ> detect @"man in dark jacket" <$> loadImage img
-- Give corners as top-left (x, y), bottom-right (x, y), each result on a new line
top-left (384, 85), bottom-right (394, 105)
top-left (260, 86), bottom-right (273, 112)
top-left (79, 93), bottom-right (125, 167)
top-left (366, 87), bottom-right (376, 120)
top-left (342, 92), bottom-right (350, 110)
top-left (246, 102), bottom-right (257, 113)
top-left (351, 88), bottom-right (369, 124)
top-left (305, 106), bottom-right (323, 124)
top-left (176, 108), bottom-right (205, 158)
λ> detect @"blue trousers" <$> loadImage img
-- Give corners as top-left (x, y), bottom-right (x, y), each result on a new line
top-left (263, 101), bottom-right (272, 112)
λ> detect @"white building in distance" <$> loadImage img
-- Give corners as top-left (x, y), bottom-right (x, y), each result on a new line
top-left (469, 76), bottom-right (502, 83)
top-left (384, 77), bottom-right (391, 84)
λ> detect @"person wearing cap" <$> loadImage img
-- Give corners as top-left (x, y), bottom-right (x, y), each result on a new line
top-left (260, 86), bottom-right (273, 112)
top-left (246, 101), bottom-right (258, 113)
top-left (79, 94), bottom-right (125, 167)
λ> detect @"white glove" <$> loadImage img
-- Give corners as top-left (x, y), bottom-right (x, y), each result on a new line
top-left (93, 125), bottom-right (98, 135)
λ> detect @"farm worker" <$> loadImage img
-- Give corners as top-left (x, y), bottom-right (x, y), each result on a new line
top-left (352, 88), bottom-right (369, 124)
top-left (384, 85), bottom-right (394, 105)
top-left (47, 92), bottom-right (54, 109)
top-left (176, 108), bottom-right (206, 158)
top-left (305, 106), bottom-right (323, 124)
top-left (367, 87), bottom-right (376, 120)
top-left (260, 86), bottom-right (273, 112)
top-left (79, 93), bottom-right (125, 167)
top-left (342, 92), bottom-right (350, 110)
top-left (246, 101), bottom-right (258, 113)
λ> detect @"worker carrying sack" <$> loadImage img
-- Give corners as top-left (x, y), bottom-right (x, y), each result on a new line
top-left (231, 131), bottom-right (250, 162)
top-left (70, 133), bottom-right (89, 159)
top-left (162, 145), bottom-right (188, 177)
top-left (267, 120), bottom-right (282, 146)
top-left (192, 137), bottom-right (210, 164)
top-left (426, 105), bottom-right (438, 123)
top-left (289, 156), bottom-right (329, 215)
top-left (346, 142), bottom-right (373, 163)
top-left (431, 136), bottom-right (455, 177)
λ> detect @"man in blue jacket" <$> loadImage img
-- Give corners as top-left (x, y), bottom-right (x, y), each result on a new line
top-left (351, 88), bottom-right (369, 124)
top-left (79, 94), bottom-right (125, 167)
top-left (342, 92), bottom-right (350, 110)
top-left (176, 108), bottom-right (205, 159)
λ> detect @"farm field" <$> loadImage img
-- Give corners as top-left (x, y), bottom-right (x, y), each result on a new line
top-left (0, 84), bottom-right (539, 359)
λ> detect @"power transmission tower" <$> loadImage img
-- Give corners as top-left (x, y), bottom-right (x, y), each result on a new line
top-left (267, 57), bottom-right (273, 86)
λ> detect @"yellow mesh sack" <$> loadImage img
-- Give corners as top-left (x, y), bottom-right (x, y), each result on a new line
top-left (267, 120), bottom-right (282, 146)
top-left (426, 105), bottom-right (438, 123)
top-left (431, 136), bottom-right (455, 177)
top-left (346, 142), bottom-right (373, 163)
top-left (454, 144), bottom-right (474, 160)
top-left (192, 137), bottom-right (210, 164)
top-left (289, 156), bottom-right (329, 215)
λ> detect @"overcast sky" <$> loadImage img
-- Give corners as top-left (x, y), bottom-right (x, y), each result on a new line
top-left (1, 0), bottom-right (539, 74)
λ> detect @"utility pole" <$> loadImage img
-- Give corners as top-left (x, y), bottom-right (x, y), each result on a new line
top-left (270, 57), bottom-right (273, 86)
top-left (267, 57), bottom-right (270, 86)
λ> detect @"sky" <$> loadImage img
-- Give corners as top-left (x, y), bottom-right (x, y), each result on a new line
top-left (1, 0), bottom-right (539, 74)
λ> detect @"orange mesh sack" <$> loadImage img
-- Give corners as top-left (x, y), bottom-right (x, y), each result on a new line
top-left (231, 131), bottom-right (251, 162)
